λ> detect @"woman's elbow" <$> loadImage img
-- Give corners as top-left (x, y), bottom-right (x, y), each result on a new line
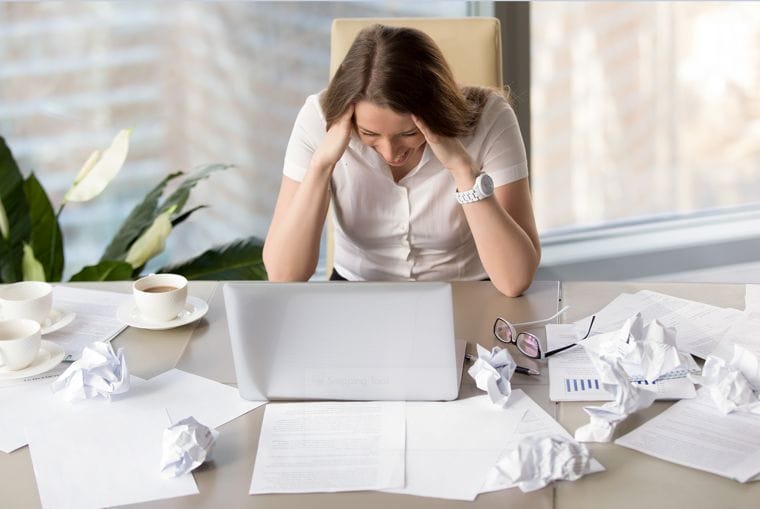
top-left (263, 246), bottom-right (312, 282)
top-left (494, 278), bottom-right (532, 298)
top-left (494, 254), bottom-right (540, 298)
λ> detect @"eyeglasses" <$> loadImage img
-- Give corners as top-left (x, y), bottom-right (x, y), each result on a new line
top-left (493, 306), bottom-right (596, 359)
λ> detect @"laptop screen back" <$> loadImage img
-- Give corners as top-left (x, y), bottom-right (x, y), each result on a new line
top-left (223, 282), bottom-right (459, 401)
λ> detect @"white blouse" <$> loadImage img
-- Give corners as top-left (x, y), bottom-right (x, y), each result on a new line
top-left (283, 91), bottom-right (529, 281)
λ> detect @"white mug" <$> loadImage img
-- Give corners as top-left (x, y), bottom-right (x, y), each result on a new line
top-left (0, 281), bottom-right (53, 324)
top-left (0, 318), bottom-right (42, 370)
top-left (133, 273), bottom-right (188, 322)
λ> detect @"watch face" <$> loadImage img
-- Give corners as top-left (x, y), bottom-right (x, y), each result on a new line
top-left (477, 174), bottom-right (494, 196)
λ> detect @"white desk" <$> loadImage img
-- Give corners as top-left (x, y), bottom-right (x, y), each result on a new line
top-left (2, 280), bottom-right (758, 508)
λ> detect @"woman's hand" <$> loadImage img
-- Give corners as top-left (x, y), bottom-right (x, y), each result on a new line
top-left (412, 114), bottom-right (476, 178)
top-left (313, 104), bottom-right (355, 170)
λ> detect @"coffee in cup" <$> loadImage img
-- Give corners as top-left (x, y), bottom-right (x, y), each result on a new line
top-left (0, 318), bottom-right (42, 370)
top-left (0, 281), bottom-right (53, 324)
top-left (133, 273), bottom-right (188, 322)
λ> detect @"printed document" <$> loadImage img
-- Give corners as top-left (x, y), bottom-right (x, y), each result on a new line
top-left (250, 401), bottom-right (406, 494)
top-left (576, 291), bottom-right (742, 359)
top-left (616, 389), bottom-right (760, 482)
top-left (46, 286), bottom-right (132, 360)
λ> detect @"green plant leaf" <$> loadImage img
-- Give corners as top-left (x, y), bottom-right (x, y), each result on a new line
top-left (0, 136), bottom-right (31, 283)
top-left (69, 260), bottom-right (134, 281)
top-left (158, 237), bottom-right (267, 280)
top-left (100, 171), bottom-right (183, 261)
top-left (159, 163), bottom-right (232, 215)
top-left (21, 243), bottom-right (46, 281)
top-left (23, 173), bottom-right (64, 282)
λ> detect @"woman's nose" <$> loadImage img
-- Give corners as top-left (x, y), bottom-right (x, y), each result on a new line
top-left (377, 140), bottom-right (400, 161)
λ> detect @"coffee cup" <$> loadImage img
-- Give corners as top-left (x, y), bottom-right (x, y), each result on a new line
top-left (0, 318), bottom-right (42, 370)
top-left (0, 281), bottom-right (53, 324)
top-left (133, 273), bottom-right (188, 322)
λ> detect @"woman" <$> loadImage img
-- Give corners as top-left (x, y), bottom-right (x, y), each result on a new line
top-left (263, 24), bottom-right (540, 297)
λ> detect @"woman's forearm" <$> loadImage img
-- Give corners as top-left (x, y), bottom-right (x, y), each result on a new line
top-left (263, 163), bottom-right (333, 281)
top-left (452, 171), bottom-right (541, 297)
top-left (462, 198), bottom-right (541, 297)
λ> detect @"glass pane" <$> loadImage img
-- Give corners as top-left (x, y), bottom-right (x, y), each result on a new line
top-left (0, 1), bottom-right (469, 279)
top-left (531, 2), bottom-right (760, 232)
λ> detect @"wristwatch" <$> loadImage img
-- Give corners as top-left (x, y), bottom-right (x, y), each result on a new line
top-left (455, 173), bottom-right (494, 204)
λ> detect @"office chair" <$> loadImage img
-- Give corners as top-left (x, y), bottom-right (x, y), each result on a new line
top-left (326, 17), bottom-right (504, 278)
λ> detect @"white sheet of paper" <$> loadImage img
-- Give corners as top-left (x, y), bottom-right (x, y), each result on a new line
top-left (1, 369), bottom-right (262, 454)
top-left (479, 390), bottom-right (604, 494)
top-left (250, 401), bottom-right (405, 494)
top-left (711, 314), bottom-right (760, 362)
top-left (547, 343), bottom-right (696, 402)
top-left (0, 376), bottom-right (144, 453)
top-left (383, 394), bottom-right (524, 500)
top-left (577, 291), bottom-right (743, 359)
top-left (616, 389), bottom-right (760, 482)
top-left (128, 369), bottom-right (265, 427)
top-left (25, 400), bottom-right (199, 509)
top-left (45, 286), bottom-right (132, 360)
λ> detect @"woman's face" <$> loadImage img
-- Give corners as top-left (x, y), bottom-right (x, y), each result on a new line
top-left (354, 100), bottom-right (426, 172)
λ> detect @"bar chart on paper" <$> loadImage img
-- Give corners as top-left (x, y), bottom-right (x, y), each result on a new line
top-left (565, 377), bottom-right (601, 393)
top-left (549, 352), bottom-right (697, 402)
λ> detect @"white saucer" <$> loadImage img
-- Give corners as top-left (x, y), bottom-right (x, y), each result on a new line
top-left (116, 296), bottom-right (209, 330)
top-left (0, 308), bottom-right (76, 335)
top-left (41, 307), bottom-right (76, 335)
top-left (0, 340), bottom-right (66, 380)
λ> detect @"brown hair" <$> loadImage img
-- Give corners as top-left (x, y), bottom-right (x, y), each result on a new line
top-left (322, 24), bottom-right (506, 137)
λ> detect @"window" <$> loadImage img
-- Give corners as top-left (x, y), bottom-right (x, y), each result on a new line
top-left (0, 1), bottom-right (471, 279)
top-left (528, 2), bottom-right (760, 279)
top-left (531, 2), bottom-right (760, 232)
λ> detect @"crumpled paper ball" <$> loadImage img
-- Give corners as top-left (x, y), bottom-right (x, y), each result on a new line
top-left (575, 356), bottom-right (656, 442)
top-left (584, 313), bottom-right (684, 383)
top-left (160, 416), bottom-right (220, 478)
top-left (51, 341), bottom-right (130, 402)
top-left (688, 345), bottom-right (760, 415)
top-left (467, 344), bottom-right (517, 408)
top-left (492, 435), bottom-right (592, 492)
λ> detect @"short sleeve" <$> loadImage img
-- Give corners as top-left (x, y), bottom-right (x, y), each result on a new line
top-left (282, 93), bottom-right (326, 182)
top-left (478, 95), bottom-right (529, 187)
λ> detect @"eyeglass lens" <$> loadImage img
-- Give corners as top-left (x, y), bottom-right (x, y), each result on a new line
top-left (515, 333), bottom-right (541, 359)
top-left (494, 318), bottom-right (543, 359)
top-left (494, 319), bottom-right (513, 343)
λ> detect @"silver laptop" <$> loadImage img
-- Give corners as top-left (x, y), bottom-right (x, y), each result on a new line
top-left (223, 281), bottom-right (460, 401)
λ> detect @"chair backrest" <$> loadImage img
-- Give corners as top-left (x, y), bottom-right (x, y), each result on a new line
top-left (325, 17), bottom-right (503, 277)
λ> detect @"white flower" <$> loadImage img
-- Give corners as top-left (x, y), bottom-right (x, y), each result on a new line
top-left (125, 205), bottom-right (176, 268)
top-left (64, 129), bottom-right (131, 203)
top-left (0, 197), bottom-right (8, 240)
top-left (22, 243), bottom-right (46, 281)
